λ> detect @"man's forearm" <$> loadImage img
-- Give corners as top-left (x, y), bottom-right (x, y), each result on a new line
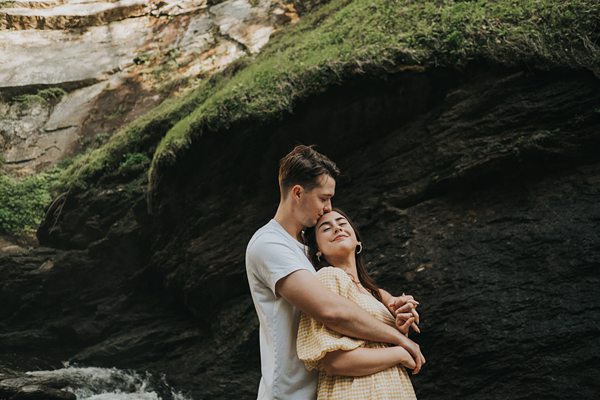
top-left (321, 295), bottom-right (404, 345)
top-left (321, 295), bottom-right (423, 370)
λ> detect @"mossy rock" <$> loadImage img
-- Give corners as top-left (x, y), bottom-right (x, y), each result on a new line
top-left (50, 0), bottom-right (599, 207)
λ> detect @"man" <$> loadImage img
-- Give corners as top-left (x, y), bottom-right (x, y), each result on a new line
top-left (246, 145), bottom-right (425, 399)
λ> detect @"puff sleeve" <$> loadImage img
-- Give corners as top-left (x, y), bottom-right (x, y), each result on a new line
top-left (296, 267), bottom-right (366, 371)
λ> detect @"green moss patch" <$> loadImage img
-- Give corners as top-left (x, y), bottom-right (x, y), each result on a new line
top-left (53, 0), bottom-right (599, 203)
top-left (147, 0), bottom-right (599, 198)
top-left (54, 78), bottom-right (219, 191)
top-left (13, 87), bottom-right (67, 106)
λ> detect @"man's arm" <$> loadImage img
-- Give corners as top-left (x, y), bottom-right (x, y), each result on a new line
top-left (277, 269), bottom-right (425, 373)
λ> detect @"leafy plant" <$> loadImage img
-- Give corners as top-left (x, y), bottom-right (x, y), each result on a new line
top-left (37, 87), bottom-right (67, 102)
top-left (13, 87), bottom-right (67, 112)
top-left (119, 152), bottom-right (151, 174)
top-left (0, 172), bottom-right (56, 235)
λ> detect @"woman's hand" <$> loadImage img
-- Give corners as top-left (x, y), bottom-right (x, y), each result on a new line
top-left (396, 316), bottom-right (416, 336)
top-left (391, 346), bottom-right (417, 370)
top-left (387, 294), bottom-right (421, 334)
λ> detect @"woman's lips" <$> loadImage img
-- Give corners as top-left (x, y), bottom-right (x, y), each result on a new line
top-left (333, 234), bottom-right (349, 242)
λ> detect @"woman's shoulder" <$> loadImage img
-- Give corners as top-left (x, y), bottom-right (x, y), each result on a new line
top-left (316, 267), bottom-right (353, 286)
top-left (316, 266), bottom-right (347, 277)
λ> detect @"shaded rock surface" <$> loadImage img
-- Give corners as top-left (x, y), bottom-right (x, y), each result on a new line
top-left (1, 65), bottom-right (599, 399)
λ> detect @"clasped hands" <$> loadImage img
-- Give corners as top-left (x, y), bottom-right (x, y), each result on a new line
top-left (387, 293), bottom-right (420, 335)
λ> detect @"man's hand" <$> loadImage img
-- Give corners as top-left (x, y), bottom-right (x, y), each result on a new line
top-left (387, 294), bottom-right (420, 334)
top-left (398, 336), bottom-right (426, 375)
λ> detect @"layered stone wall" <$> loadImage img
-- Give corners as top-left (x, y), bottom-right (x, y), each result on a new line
top-left (0, 0), bottom-right (299, 175)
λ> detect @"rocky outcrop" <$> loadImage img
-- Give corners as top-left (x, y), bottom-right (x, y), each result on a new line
top-left (0, 0), bottom-right (149, 30)
top-left (0, 65), bottom-right (596, 399)
top-left (0, 368), bottom-right (76, 400)
top-left (0, 0), bottom-right (299, 175)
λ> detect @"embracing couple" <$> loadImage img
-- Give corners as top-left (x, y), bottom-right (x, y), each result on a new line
top-left (246, 145), bottom-right (426, 400)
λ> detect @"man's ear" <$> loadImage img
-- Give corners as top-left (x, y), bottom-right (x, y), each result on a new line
top-left (291, 184), bottom-right (303, 201)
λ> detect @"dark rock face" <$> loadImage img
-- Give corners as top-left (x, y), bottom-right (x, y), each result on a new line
top-left (2, 65), bottom-right (599, 399)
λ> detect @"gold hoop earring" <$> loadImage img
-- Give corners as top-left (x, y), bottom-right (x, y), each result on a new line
top-left (356, 243), bottom-right (363, 254)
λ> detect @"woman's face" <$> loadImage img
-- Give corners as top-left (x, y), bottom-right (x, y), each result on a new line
top-left (315, 211), bottom-right (359, 260)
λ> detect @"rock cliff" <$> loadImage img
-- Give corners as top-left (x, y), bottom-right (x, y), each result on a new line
top-left (1, 0), bottom-right (599, 399)
top-left (1, 65), bottom-right (599, 399)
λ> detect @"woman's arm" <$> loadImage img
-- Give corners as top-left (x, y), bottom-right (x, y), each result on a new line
top-left (321, 346), bottom-right (416, 377)
top-left (379, 288), bottom-right (394, 308)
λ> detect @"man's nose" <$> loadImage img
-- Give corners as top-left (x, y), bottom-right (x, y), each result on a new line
top-left (324, 199), bottom-right (332, 212)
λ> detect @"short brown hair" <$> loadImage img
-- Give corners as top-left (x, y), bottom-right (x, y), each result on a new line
top-left (278, 145), bottom-right (339, 197)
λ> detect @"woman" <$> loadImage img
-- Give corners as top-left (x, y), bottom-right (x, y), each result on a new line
top-left (297, 208), bottom-right (418, 400)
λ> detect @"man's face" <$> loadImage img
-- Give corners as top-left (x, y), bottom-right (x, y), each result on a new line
top-left (298, 174), bottom-right (335, 228)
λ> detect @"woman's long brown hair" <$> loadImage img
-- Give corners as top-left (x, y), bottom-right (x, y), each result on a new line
top-left (303, 208), bottom-right (382, 303)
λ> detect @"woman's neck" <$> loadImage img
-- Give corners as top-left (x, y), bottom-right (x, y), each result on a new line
top-left (328, 253), bottom-right (358, 281)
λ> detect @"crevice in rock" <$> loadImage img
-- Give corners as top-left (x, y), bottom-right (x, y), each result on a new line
top-left (43, 125), bottom-right (76, 133)
top-left (0, 79), bottom-right (101, 101)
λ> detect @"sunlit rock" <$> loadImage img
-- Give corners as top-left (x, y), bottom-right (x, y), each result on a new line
top-left (0, 0), bottom-right (299, 176)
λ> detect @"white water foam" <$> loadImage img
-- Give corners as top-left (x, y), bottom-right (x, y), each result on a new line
top-left (25, 363), bottom-right (192, 400)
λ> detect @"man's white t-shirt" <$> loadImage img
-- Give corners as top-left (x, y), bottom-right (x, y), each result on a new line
top-left (245, 219), bottom-right (318, 400)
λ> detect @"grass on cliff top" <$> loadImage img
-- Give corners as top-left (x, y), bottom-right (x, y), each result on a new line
top-left (55, 0), bottom-right (599, 201)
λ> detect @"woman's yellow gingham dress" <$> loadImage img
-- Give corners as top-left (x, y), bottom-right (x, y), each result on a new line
top-left (297, 267), bottom-right (417, 400)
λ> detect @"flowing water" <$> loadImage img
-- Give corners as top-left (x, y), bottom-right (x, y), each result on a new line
top-left (24, 363), bottom-right (192, 400)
